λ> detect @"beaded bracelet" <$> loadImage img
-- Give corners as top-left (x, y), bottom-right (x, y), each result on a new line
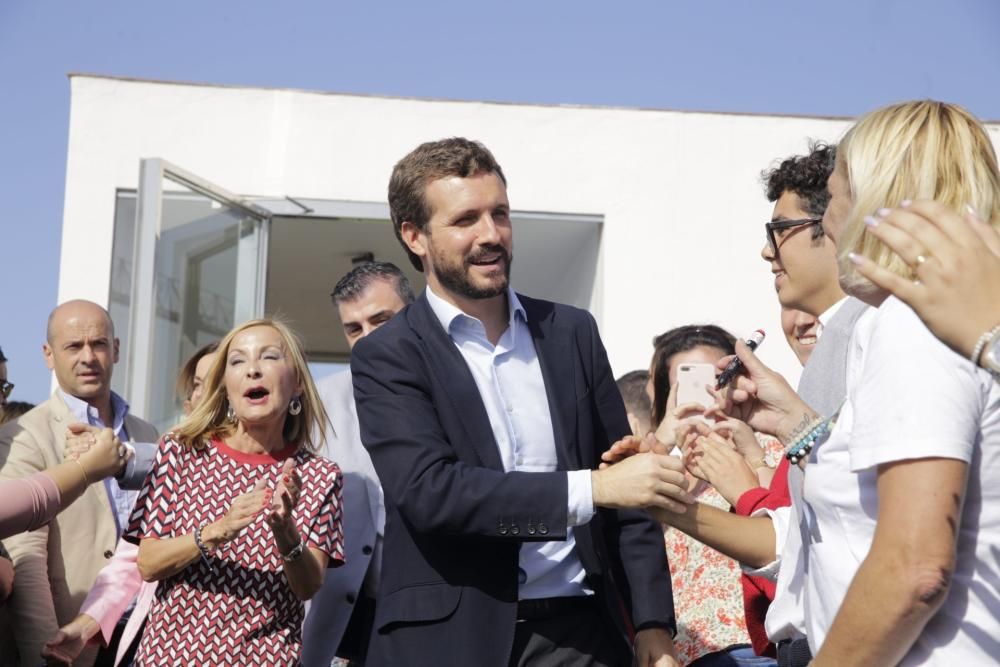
top-left (193, 525), bottom-right (217, 573)
top-left (784, 417), bottom-right (834, 464)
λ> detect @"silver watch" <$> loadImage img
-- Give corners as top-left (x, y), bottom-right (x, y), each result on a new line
top-left (281, 537), bottom-right (305, 562)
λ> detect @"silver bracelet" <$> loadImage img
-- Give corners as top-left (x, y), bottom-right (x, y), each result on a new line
top-left (970, 324), bottom-right (1000, 367)
top-left (193, 524), bottom-right (217, 573)
top-left (280, 535), bottom-right (305, 563)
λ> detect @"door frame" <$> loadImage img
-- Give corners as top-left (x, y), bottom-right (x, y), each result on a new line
top-left (126, 158), bottom-right (272, 419)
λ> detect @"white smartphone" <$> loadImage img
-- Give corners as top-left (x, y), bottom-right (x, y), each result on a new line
top-left (676, 363), bottom-right (717, 412)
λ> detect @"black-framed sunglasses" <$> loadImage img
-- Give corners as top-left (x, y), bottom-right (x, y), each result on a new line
top-left (765, 217), bottom-right (823, 257)
top-left (0, 380), bottom-right (13, 399)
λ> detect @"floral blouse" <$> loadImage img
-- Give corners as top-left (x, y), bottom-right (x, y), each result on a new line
top-left (665, 434), bottom-right (784, 665)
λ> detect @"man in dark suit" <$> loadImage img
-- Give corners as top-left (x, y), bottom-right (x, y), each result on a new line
top-left (351, 138), bottom-right (691, 667)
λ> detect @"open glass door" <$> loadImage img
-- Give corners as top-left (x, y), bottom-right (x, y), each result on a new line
top-left (125, 159), bottom-right (270, 432)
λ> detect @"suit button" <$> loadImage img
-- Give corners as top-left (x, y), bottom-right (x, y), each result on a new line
top-left (346, 593), bottom-right (356, 604)
top-left (538, 523), bottom-right (549, 535)
top-left (528, 526), bottom-right (536, 535)
top-left (103, 550), bottom-right (114, 559)
top-left (362, 545), bottom-right (373, 555)
top-left (510, 524), bottom-right (520, 536)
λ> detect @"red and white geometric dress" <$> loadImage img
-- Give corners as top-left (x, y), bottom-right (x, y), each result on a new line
top-left (124, 435), bottom-right (344, 666)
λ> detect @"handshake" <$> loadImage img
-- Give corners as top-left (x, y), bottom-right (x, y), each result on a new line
top-left (63, 423), bottom-right (133, 482)
top-left (593, 333), bottom-right (829, 520)
top-left (592, 421), bottom-right (771, 520)
top-left (591, 435), bottom-right (694, 513)
top-left (592, 339), bottom-right (799, 516)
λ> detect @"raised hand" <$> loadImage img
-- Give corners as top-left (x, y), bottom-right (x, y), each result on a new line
top-left (654, 382), bottom-right (708, 448)
top-left (684, 430), bottom-right (761, 506)
top-left (600, 431), bottom-right (680, 468)
top-left (64, 423), bottom-right (96, 460)
top-left (601, 433), bottom-right (650, 467)
top-left (71, 426), bottom-right (130, 480)
top-left (850, 200), bottom-right (1000, 360)
top-left (712, 417), bottom-right (767, 469)
top-left (709, 340), bottom-right (816, 443)
top-left (208, 479), bottom-right (268, 544)
top-left (267, 459), bottom-right (301, 533)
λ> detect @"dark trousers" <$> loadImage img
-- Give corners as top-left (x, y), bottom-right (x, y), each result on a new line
top-left (775, 638), bottom-right (811, 667)
top-left (337, 595), bottom-right (377, 665)
top-left (508, 598), bottom-right (631, 667)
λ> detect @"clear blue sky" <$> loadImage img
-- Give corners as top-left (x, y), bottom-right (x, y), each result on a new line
top-left (3, 0), bottom-right (999, 404)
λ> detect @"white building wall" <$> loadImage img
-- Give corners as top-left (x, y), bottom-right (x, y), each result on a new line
top-left (60, 75), bottom-right (1000, 384)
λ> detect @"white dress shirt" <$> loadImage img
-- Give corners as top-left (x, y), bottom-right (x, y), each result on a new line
top-left (812, 296), bottom-right (847, 341)
top-left (425, 285), bottom-right (594, 599)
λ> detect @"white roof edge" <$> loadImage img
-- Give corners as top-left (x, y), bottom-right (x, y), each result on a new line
top-left (66, 72), bottom-right (866, 122)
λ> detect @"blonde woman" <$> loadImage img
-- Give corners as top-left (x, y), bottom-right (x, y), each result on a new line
top-left (714, 100), bottom-right (1000, 666)
top-left (123, 319), bottom-right (344, 666)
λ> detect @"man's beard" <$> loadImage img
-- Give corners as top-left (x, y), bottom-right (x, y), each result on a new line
top-left (433, 243), bottom-right (512, 300)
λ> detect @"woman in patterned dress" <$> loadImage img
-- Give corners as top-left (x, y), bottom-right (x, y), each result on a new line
top-left (646, 325), bottom-right (783, 666)
top-left (124, 319), bottom-right (344, 666)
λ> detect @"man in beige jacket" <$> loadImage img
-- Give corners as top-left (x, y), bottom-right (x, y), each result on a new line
top-left (0, 301), bottom-right (157, 667)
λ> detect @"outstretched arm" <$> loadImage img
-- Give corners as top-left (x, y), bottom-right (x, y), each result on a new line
top-left (650, 503), bottom-right (777, 569)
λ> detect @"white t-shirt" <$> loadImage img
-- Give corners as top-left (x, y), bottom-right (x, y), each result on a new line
top-left (802, 296), bottom-right (1000, 663)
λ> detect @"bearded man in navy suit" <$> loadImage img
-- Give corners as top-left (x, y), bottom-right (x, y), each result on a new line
top-left (351, 138), bottom-right (691, 667)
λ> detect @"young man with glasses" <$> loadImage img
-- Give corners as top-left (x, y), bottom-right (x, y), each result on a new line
top-left (760, 144), bottom-right (845, 320)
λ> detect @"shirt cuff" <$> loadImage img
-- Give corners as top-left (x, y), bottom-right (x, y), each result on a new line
top-left (566, 470), bottom-right (595, 527)
top-left (115, 442), bottom-right (137, 480)
top-left (116, 441), bottom-right (156, 490)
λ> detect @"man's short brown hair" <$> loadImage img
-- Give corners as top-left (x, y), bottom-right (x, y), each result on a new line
top-left (388, 137), bottom-right (507, 271)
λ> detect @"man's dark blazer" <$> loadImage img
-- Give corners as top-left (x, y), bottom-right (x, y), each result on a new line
top-left (351, 292), bottom-right (675, 667)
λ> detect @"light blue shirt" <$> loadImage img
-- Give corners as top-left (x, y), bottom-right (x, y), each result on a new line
top-left (425, 285), bottom-right (595, 600)
top-left (59, 390), bottom-right (138, 537)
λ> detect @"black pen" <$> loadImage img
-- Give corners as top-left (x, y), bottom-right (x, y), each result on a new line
top-left (715, 329), bottom-right (766, 390)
